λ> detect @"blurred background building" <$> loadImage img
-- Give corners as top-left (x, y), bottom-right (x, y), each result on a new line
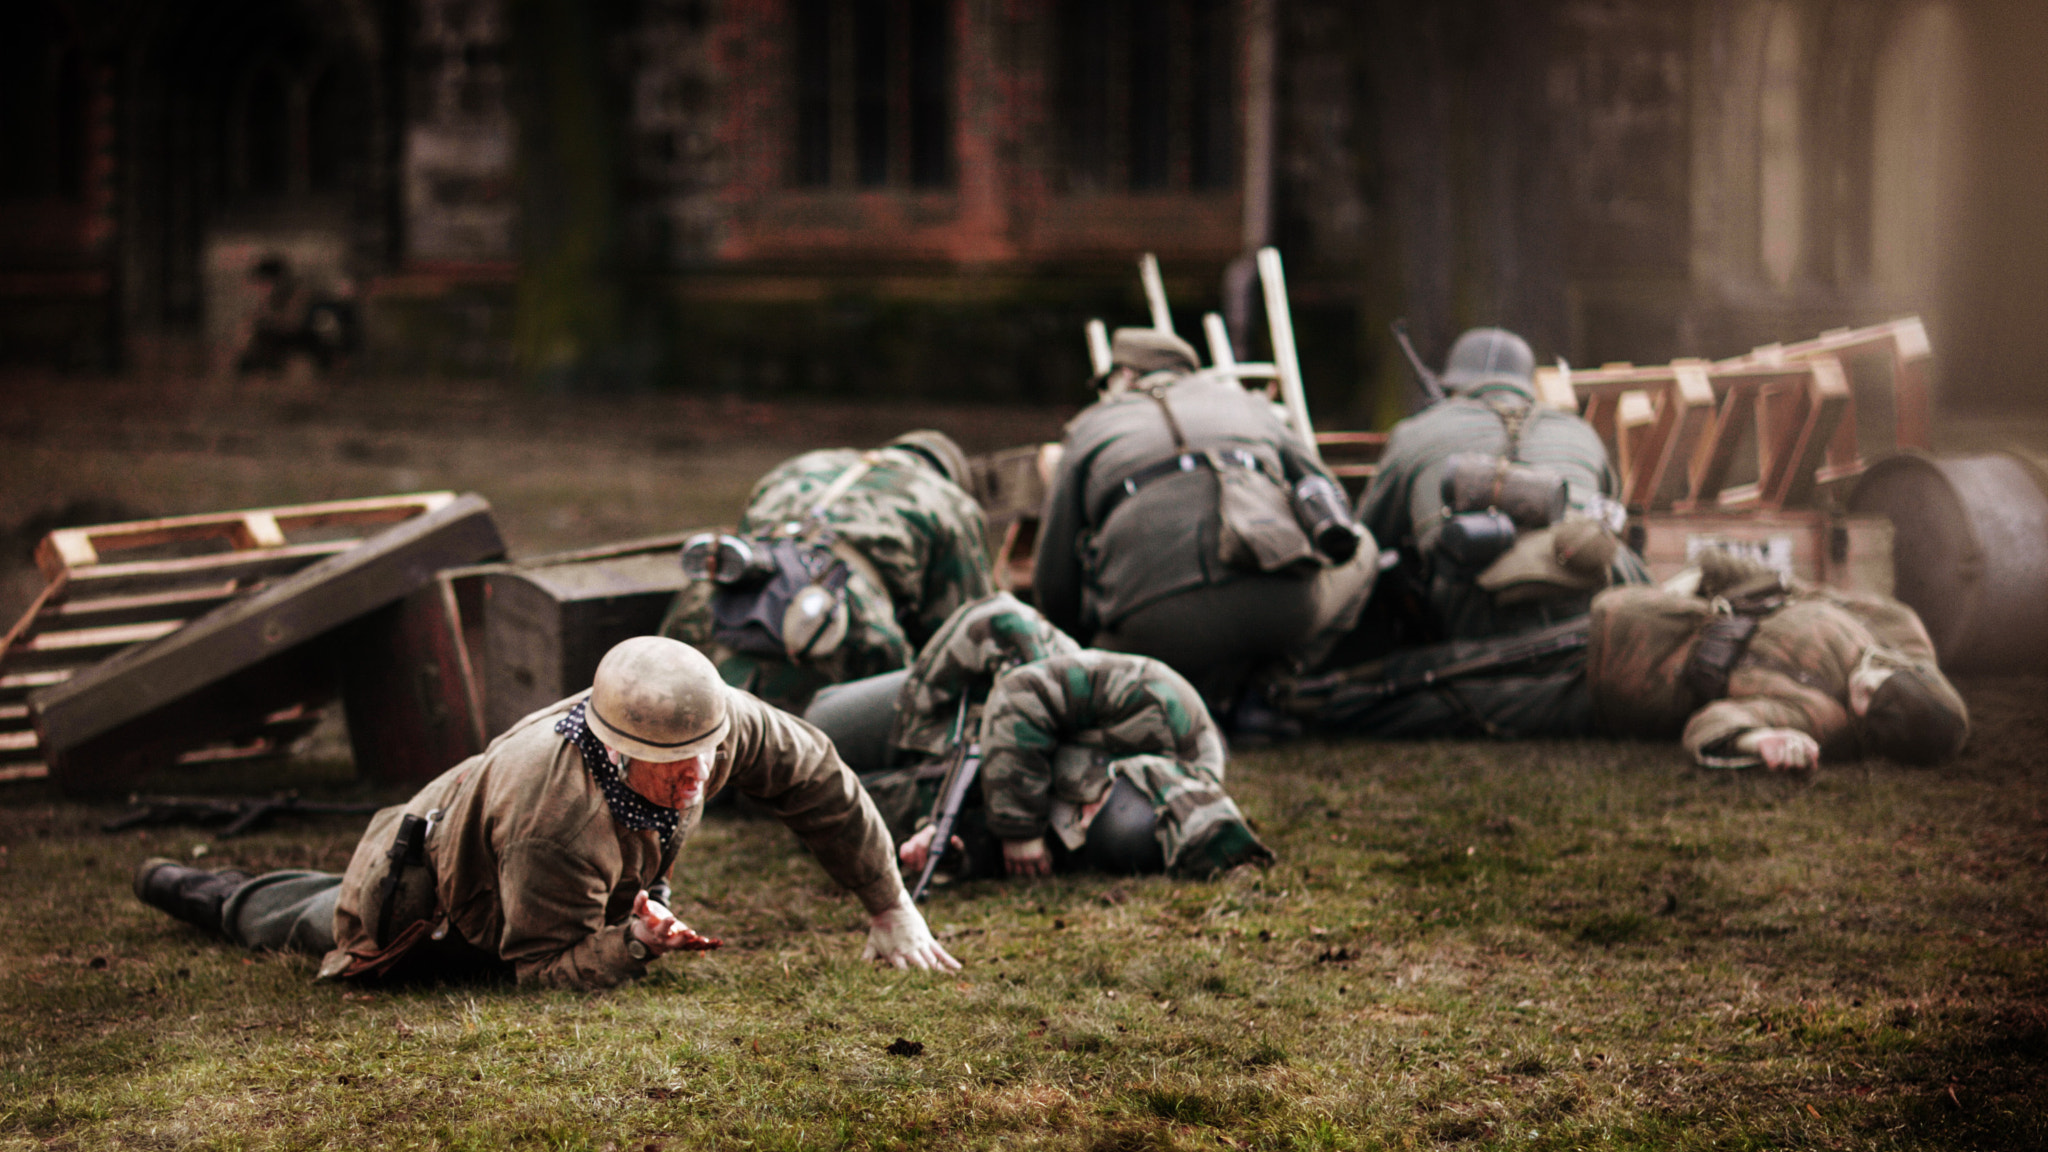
top-left (1, 0), bottom-right (2042, 423)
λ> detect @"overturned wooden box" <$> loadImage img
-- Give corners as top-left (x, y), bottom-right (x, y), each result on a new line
top-left (4, 494), bottom-right (505, 794)
top-left (451, 534), bottom-right (697, 741)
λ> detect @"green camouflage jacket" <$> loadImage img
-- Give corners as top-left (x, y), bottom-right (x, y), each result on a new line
top-left (888, 592), bottom-right (1083, 761)
top-left (977, 651), bottom-right (1227, 844)
top-left (1586, 563), bottom-right (1945, 767)
top-left (664, 446), bottom-right (994, 704)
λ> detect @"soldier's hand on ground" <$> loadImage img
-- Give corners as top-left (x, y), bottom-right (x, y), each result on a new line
top-left (862, 890), bottom-right (962, 971)
top-left (631, 890), bottom-right (721, 954)
top-left (1735, 727), bottom-right (1820, 771)
top-left (896, 825), bottom-right (965, 873)
top-left (1001, 836), bottom-right (1053, 878)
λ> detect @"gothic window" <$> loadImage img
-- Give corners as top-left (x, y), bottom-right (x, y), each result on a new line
top-left (793, 0), bottom-right (953, 189)
top-left (1056, 0), bottom-right (1234, 194)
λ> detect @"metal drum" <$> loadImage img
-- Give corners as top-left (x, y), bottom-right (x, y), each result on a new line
top-left (1848, 451), bottom-right (2048, 671)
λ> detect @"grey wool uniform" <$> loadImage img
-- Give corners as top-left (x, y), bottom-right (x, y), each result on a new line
top-left (1358, 383), bottom-right (1645, 643)
top-left (1034, 370), bottom-right (1374, 710)
top-left (218, 690), bottom-right (905, 989)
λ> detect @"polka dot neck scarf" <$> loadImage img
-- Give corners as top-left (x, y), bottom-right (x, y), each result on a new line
top-left (557, 700), bottom-right (679, 847)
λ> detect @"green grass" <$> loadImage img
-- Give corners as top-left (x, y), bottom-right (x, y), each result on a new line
top-left (4, 682), bottom-right (2045, 1151)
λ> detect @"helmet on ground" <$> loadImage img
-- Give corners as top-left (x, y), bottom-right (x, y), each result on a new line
top-left (1441, 328), bottom-right (1535, 394)
top-left (1856, 660), bottom-right (1969, 766)
top-left (887, 429), bottom-right (971, 489)
top-left (1110, 328), bottom-right (1202, 377)
top-left (586, 636), bottom-right (730, 763)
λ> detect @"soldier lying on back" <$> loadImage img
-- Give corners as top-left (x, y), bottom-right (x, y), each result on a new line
top-left (661, 430), bottom-right (993, 712)
top-left (807, 594), bottom-right (1274, 881)
top-left (1274, 551), bottom-right (1969, 770)
top-left (133, 638), bottom-right (958, 988)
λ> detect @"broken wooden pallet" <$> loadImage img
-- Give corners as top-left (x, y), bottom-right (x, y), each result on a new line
top-left (6, 493), bottom-right (504, 792)
top-left (0, 494), bottom-right (464, 784)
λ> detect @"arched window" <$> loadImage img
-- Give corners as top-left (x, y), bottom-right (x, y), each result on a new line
top-left (1757, 4), bottom-right (1805, 288)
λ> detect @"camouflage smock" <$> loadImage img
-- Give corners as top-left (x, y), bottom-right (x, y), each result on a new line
top-left (887, 592), bottom-right (1083, 761)
top-left (663, 446), bottom-right (994, 704)
top-left (977, 651), bottom-right (1249, 869)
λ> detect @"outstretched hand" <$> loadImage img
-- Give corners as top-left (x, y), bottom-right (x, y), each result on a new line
top-left (862, 889), bottom-right (962, 971)
top-left (1735, 727), bottom-right (1820, 772)
top-left (630, 890), bottom-right (722, 955)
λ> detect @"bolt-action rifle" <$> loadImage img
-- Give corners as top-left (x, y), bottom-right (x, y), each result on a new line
top-left (909, 697), bottom-right (983, 903)
top-left (1391, 319), bottom-right (1448, 407)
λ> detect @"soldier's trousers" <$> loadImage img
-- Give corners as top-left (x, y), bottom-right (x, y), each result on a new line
top-left (220, 870), bottom-right (343, 954)
top-left (1098, 551), bottom-right (1375, 710)
top-left (1278, 641), bottom-right (1594, 739)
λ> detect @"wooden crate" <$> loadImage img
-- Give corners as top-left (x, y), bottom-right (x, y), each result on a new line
top-left (1630, 511), bottom-right (1895, 595)
top-left (466, 538), bottom-right (697, 739)
top-left (22, 494), bottom-right (506, 793)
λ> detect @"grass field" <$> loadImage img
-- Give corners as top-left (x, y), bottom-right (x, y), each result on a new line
top-left (3, 681), bottom-right (2043, 1151)
top-left (0, 378), bottom-right (2043, 1149)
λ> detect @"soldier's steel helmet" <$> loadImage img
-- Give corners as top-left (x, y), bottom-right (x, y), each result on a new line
top-left (1441, 327), bottom-right (1536, 393)
top-left (586, 636), bottom-right (731, 763)
top-left (1857, 663), bottom-right (1969, 766)
top-left (1110, 328), bottom-right (1202, 377)
top-left (887, 429), bottom-right (971, 489)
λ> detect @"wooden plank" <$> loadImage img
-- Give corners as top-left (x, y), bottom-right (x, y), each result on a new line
top-left (1616, 391), bottom-right (1658, 508)
top-left (35, 642), bottom-right (343, 793)
top-left (41, 582), bottom-right (241, 630)
top-left (0, 764), bottom-right (47, 783)
top-left (31, 494), bottom-right (505, 763)
top-left (339, 579), bottom-right (487, 784)
top-left (1773, 356), bottom-right (1852, 508)
top-left (58, 541), bottom-right (356, 598)
top-left (35, 493), bottom-right (457, 580)
top-left (16, 620), bottom-right (183, 654)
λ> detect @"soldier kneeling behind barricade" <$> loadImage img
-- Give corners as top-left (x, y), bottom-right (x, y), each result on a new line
top-left (1272, 551), bottom-right (1969, 771)
top-left (1344, 326), bottom-right (1649, 663)
top-left (132, 637), bottom-right (957, 986)
top-left (1034, 329), bottom-right (1377, 731)
top-left (805, 594), bottom-right (1275, 888)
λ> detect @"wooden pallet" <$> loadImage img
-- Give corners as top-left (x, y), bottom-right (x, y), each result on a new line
top-left (0, 493), bottom-right (478, 787)
top-left (1533, 317), bottom-right (1932, 514)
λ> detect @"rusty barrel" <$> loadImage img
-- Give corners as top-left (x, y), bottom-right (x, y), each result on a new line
top-left (1848, 451), bottom-right (2048, 671)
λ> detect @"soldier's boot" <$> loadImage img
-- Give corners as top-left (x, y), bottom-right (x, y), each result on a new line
top-left (132, 858), bottom-right (252, 936)
top-left (1176, 822), bottom-right (1276, 879)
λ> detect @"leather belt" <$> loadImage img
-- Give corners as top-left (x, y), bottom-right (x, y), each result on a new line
top-left (1094, 449), bottom-right (1273, 525)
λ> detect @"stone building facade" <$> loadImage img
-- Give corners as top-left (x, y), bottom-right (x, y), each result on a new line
top-left (1, 0), bottom-right (2040, 419)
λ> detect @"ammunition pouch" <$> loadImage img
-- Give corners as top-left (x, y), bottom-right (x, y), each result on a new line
top-left (1440, 453), bottom-right (1567, 529)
